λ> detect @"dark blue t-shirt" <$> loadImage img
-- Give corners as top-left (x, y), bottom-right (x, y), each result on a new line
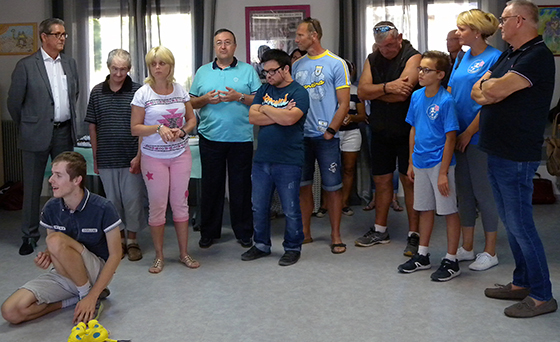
top-left (252, 82), bottom-right (309, 166)
top-left (479, 36), bottom-right (555, 162)
top-left (40, 189), bottom-right (121, 261)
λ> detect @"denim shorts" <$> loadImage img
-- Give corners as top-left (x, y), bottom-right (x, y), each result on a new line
top-left (301, 136), bottom-right (342, 191)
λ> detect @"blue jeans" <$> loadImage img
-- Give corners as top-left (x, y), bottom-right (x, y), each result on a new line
top-left (487, 155), bottom-right (552, 301)
top-left (301, 137), bottom-right (342, 191)
top-left (252, 162), bottom-right (303, 252)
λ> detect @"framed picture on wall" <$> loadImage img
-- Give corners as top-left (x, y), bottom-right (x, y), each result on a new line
top-left (245, 5), bottom-right (310, 69)
top-left (0, 23), bottom-right (37, 55)
top-left (538, 5), bottom-right (560, 56)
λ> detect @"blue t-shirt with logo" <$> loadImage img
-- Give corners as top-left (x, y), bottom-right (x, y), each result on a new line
top-left (292, 50), bottom-right (350, 138)
top-left (252, 82), bottom-right (309, 166)
top-left (448, 46), bottom-right (501, 145)
top-left (406, 86), bottom-right (459, 169)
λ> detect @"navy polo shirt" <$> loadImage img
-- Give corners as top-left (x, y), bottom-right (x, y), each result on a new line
top-left (479, 36), bottom-right (555, 162)
top-left (40, 189), bottom-right (121, 261)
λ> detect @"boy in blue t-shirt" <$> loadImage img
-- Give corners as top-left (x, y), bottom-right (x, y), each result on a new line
top-left (398, 51), bottom-right (462, 282)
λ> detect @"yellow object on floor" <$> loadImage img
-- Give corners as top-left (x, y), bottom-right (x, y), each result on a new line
top-left (68, 320), bottom-right (118, 342)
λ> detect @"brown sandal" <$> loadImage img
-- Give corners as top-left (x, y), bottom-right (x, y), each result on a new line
top-left (127, 243), bottom-right (143, 261)
top-left (149, 258), bottom-right (164, 274)
top-left (180, 254), bottom-right (200, 269)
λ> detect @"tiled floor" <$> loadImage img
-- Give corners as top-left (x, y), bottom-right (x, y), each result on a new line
top-left (1, 198), bottom-right (559, 342)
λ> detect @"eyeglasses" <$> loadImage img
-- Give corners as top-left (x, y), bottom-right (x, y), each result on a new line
top-left (215, 40), bottom-right (233, 47)
top-left (262, 66), bottom-right (282, 77)
top-left (499, 15), bottom-right (525, 25)
top-left (417, 67), bottom-right (439, 74)
top-left (374, 25), bottom-right (397, 34)
top-left (303, 17), bottom-right (320, 34)
top-left (46, 32), bottom-right (68, 39)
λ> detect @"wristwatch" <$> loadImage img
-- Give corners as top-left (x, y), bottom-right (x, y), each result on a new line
top-left (326, 127), bottom-right (337, 135)
top-left (238, 93), bottom-right (245, 103)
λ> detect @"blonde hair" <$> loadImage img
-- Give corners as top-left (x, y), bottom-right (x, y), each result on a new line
top-left (457, 9), bottom-right (499, 39)
top-left (145, 46), bottom-right (175, 86)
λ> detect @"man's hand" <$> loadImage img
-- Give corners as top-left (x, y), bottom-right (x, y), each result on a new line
top-left (217, 87), bottom-right (241, 102)
top-left (455, 131), bottom-right (473, 153)
top-left (285, 99), bottom-right (296, 110)
top-left (93, 160), bottom-right (99, 175)
top-left (323, 131), bottom-right (334, 140)
top-left (73, 295), bottom-right (97, 325)
top-left (385, 76), bottom-right (413, 97)
top-left (34, 251), bottom-right (51, 269)
top-left (438, 173), bottom-right (450, 197)
top-left (407, 164), bottom-right (415, 183)
top-left (129, 155), bottom-right (141, 174)
top-left (342, 114), bottom-right (351, 126)
top-left (204, 90), bottom-right (221, 105)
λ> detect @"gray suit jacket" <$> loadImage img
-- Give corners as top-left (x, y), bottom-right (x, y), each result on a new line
top-left (7, 49), bottom-right (79, 152)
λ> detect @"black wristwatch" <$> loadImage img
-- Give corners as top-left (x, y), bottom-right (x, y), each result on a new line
top-left (326, 127), bottom-right (337, 135)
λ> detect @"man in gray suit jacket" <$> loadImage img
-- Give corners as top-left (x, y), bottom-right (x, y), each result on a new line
top-left (7, 18), bottom-right (79, 255)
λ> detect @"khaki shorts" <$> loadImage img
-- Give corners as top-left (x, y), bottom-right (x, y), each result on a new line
top-left (21, 245), bottom-right (106, 304)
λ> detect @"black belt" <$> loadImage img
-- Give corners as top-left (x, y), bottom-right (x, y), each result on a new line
top-left (53, 120), bottom-right (70, 128)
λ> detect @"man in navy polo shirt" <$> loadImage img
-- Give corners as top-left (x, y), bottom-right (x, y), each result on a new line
top-left (1, 152), bottom-right (122, 324)
top-left (472, 0), bottom-right (556, 318)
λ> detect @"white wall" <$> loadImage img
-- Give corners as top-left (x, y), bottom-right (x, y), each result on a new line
top-left (0, 0), bottom-right (50, 120)
top-left (214, 0), bottom-right (339, 63)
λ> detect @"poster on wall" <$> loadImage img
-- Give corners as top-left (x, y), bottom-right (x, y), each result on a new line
top-left (245, 5), bottom-right (310, 79)
top-left (538, 6), bottom-right (560, 56)
top-left (0, 23), bottom-right (37, 55)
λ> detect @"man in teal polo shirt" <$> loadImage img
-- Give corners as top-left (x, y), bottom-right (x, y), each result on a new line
top-left (190, 28), bottom-right (261, 249)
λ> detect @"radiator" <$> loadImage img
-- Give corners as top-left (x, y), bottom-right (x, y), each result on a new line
top-left (2, 120), bottom-right (23, 182)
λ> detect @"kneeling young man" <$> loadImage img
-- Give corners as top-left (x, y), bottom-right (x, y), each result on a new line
top-left (2, 151), bottom-right (122, 324)
top-left (242, 49), bottom-right (309, 266)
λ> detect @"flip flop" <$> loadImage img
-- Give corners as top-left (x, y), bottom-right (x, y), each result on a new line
top-left (330, 243), bottom-right (347, 254)
top-left (363, 203), bottom-right (375, 211)
top-left (391, 199), bottom-right (404, 212)
top-left (303, 237), bottom-right (314, 244)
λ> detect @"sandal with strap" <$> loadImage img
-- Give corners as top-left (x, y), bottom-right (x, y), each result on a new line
top-left (330, 243), bottom-right (347, 254)
top-left (180, 254), bottom-right (200, 269)
top-left (149, 258), bottom-right (164, 274)
top-left (391, 199), bottom-right (404, 212)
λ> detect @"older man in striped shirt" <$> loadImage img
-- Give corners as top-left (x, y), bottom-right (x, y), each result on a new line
top-left (85, 49), bottom-right (147, 261)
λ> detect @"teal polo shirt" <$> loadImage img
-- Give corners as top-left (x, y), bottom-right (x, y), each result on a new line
top-left (189, 58), bottom-right (261, 142)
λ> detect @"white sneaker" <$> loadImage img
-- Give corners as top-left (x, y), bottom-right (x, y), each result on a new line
top-left (469, 252), bottom-right (498, 271)
top-left (456, 247), bottom-right (475, 261)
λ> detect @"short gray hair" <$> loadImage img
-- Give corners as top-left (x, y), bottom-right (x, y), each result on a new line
top-left (506, 0), bottom-right (539, 27)
top-left (107, 49), bottom-right (132, 69)
top-left (39, 18), bottom-right (64, 41)
top-left (373, 21), bottom-right (399, 44)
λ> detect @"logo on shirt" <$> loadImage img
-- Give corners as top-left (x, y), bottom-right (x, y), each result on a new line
top-left (426, 104), bottom-right (440, 120)
top-left (467, 60), bottom-right (486, 74)
top-left (262, 93), bottom-right (289, 108)
top-left (157, 108), bottom-right (184, 129)
top-left (314, 65), bottom-right (323, 76)
top-left (53, 225), bottom-right (66, 231)
top-left (82, 228), bottom-right (98, 233)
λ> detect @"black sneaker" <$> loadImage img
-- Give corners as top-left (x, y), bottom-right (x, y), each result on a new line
top-left (355, 228), bottom-right (390, 247)
top-left (199, 237), bottom-right (214, 248)
top-left (99, 288), bottom-right (111, 300)
top-left (237, 238), bottom-right (253, 248)
top-left (278, 251), bottom-right (301, 266)
top-left (398, 253), bottom-right (431, 273)
top-left (403, 233), bottom-right (420, 257)
top-left (19, 238), bottom-right (37, 256)
top-left (431, 258), bottom-right (461, 282)
top-left (241, 246), bottom-right (270, 261)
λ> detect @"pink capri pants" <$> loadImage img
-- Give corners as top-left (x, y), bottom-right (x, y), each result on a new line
top-left (141, 148), bottom-right (192, 226)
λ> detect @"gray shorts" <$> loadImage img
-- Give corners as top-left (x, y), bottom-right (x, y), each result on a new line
top-left (21, 245), bottom-right (105, 305)
top-left (413, 163), bottom-right (458, 215)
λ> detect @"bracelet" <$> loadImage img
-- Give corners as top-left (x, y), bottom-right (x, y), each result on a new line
top-left (479, 79), bottom-right (488, 90)
top-left (156, 124), bottom-right (163, 133)
top-left (180, 128), bottom-right (187, 138)
top-left (238, 93), bottom-right (245, 103)
top-left (383, 83), bottom-right (387, 94)
top-left (326, 127), bottom-right (337, 135)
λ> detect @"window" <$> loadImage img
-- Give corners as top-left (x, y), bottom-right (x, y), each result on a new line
top-left (364, 0), bottom-right (479, 60)
top-left (87, 0), bottom-right (193, 91)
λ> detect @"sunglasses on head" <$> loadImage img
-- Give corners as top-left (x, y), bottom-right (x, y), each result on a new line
top-left (374, 25), bottom-right (397, 34)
